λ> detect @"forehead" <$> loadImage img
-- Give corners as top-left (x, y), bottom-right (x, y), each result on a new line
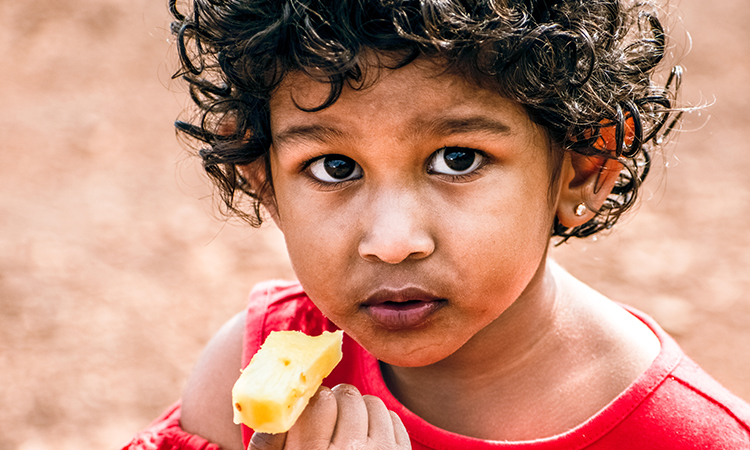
top-left (268, 59), bottom-right (538, 143)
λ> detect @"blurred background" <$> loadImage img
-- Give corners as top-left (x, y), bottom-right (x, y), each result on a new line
top-left (0, 0), bottom-right (748, 448)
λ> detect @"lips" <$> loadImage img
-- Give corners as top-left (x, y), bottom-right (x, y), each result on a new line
top-left (361, 287), bottom-right (446, 329)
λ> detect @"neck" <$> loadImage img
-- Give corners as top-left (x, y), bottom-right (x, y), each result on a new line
top-left (379, 260), bottom-right (661, 441)
top-left (381, 258), bottom-right (568, 437)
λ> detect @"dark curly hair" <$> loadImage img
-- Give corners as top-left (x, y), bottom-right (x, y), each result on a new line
top-left (168, 0), bottom-right (683, 241)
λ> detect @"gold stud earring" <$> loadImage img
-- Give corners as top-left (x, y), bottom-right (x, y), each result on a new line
top-left (574, 203), bottom-right (587, 217)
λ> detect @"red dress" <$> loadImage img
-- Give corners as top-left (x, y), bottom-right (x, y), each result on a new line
top-left (122, 280), bottom-right (750, 449)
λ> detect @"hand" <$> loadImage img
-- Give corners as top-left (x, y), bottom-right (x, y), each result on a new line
top-left (248, 384), bottom-right (411, 450)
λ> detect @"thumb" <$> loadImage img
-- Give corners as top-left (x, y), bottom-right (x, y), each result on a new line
top-left (248, 431), bottom-right (287, 450)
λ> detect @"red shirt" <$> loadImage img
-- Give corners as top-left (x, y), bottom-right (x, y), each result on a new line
top-left (123, 280), bottom-right (750, 449)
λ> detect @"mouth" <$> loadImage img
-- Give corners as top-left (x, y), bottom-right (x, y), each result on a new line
top-left (361, 287), bottom-right (447, 330)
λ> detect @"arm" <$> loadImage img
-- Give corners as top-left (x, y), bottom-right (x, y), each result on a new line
top-left (176, 309), bottom-right (411, 450)
top-left (180, 311), bottom-right (246, 450)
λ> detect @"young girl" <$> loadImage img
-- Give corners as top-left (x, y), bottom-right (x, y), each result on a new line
top-left (124, 0), bottom-right (750, 449)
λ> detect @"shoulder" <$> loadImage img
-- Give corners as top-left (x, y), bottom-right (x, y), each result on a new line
top-left (605, 356), bottom-right (750, 448)
top-left (178, 280), bottom-right (327, 450)
top-left (658, 356), bottom-right (750, 440)
top-left (583, 301), bottom-right (750, 447)
top-left (180, 311), bottom-right (246, 450)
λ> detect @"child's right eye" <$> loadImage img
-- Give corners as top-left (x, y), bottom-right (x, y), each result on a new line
top-left (307, 155), bottom-right (363, 184)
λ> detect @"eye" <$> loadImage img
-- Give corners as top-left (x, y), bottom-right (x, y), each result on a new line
top-left (428, 147), bottom-right (485, 176)
top-left (308, 155), bottom-right (362, 183)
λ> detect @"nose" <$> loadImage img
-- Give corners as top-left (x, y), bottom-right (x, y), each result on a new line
top-left (357, 189), bottom-right (435, 264)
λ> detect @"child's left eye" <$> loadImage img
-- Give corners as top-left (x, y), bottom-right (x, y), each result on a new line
top-left (427, 147), bottom-right (485, 177)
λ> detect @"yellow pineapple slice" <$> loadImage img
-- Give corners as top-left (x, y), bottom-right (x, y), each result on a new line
top-left (232, 329), bottom-right (344, 434)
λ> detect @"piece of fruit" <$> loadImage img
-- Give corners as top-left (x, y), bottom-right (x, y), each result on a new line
top-left (232, 329), bottom-right (344, 434)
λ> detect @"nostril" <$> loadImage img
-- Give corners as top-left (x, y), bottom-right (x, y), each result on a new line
top-left (358, 197), bottom-right (435, 263)
top-left (358, 233), bottom-right (435, 264)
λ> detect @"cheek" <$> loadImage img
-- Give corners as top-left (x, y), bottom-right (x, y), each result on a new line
top-left (447, 215), bottom-right (541, 285)
top-left (441, 184), bottom-right (553, 280)
top-left (275, 196), bottom-right (355, 290)
top-left (449, 180), bottom-right (553, 242)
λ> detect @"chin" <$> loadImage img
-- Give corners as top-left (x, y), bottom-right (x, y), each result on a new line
top-left (369, 338), bottom-right (459, 368)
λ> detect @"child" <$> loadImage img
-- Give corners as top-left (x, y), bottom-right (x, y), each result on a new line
top-left (124, 0), bottom-right (750, 449)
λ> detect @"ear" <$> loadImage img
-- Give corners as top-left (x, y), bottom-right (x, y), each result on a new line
top-left (556, 152), bottom-right (623, 228)
top-left (236, 159), bottom-right (282, 229)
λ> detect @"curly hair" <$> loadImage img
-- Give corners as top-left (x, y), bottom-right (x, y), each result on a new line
top-left (168, 0), bottom-right (683, 241)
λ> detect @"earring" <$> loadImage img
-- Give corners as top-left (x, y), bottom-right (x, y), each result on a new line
top-left (574, 203), bottom-right (587, 217)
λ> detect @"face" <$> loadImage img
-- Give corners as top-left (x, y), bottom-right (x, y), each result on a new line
top-left (265, 60), bottom-right (561, 367)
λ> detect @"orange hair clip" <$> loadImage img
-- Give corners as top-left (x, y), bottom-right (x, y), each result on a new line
top-left (586, 115), bottom-right (635, 153)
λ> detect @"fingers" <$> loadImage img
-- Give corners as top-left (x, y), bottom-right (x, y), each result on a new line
top-left (247, 431), bottom-right (286, 450)
top-left (390, 410), bottom-right (411, 449)
top-left (330, 384), bottom-right (369, 447)
top-left (284, 386), bottom-right (338, 449)
top-left (363, 395), bottom-right (396, 443)
top-left (364, 395), bottom-right (411, 449)
top-left (282, 384), bottom-right (411, 450)
top-left (330, 386), bottom-right (411, 450)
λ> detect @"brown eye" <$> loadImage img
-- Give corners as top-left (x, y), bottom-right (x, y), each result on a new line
top-left (428, 148), bottom-right (484, 176)
top-left (309, 155), bottom-right (362, 183)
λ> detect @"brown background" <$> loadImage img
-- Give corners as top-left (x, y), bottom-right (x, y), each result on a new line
top-left (1, 1), bottom-right (748, 448)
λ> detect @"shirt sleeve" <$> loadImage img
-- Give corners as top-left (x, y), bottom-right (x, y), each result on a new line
top-left (120, 401), bottom-right (221, 450)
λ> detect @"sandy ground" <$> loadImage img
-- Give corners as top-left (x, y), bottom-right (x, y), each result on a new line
top-left (1, 1), bottom-right (748, 449)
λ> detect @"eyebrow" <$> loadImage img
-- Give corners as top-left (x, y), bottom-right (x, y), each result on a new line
top-left (410, 115), bottom-right (512, 139)
top-left (273, 124), bottom-right (347, 148)
top-left (272, 115), bottom-right (512, 149)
